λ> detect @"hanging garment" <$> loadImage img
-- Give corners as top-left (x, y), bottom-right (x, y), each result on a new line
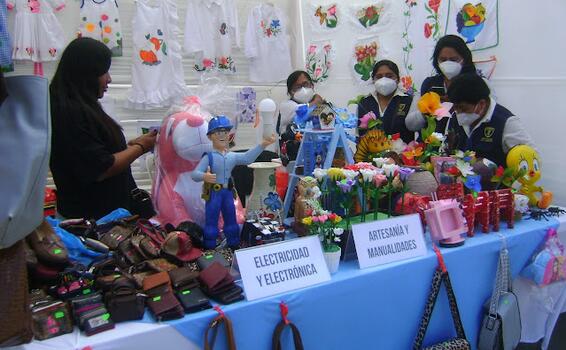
top-left (7, 0), bottom-right (65, 63)
top-left (77, 0), bottom-right (123, 57)
top-left (0, 0), bottom-right (13, 72)
top-left (128, 0), bottom-right (185, 109)
top-left (244, 3), bottom-right (291, 83)
top-left (184, 0), bottom-right (239, 73)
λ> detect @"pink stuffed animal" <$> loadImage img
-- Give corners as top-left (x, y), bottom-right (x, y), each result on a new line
top-left (152, 96), bottom-right (245, 228)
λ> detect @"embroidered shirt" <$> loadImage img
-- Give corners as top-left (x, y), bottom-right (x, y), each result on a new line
top-left (244, 3), bottom-right (292, 83)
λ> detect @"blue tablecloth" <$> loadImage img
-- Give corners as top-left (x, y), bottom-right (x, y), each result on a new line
top-left (151, 217), bottom-right (557, 349)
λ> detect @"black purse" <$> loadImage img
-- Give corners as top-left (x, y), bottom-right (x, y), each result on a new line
top-left (130, 188), bottom-right (156, 219)
top-left (413, 246), bottom-right (471, 350)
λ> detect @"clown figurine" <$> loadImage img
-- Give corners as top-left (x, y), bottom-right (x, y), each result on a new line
top-left (191, 115), bottom-right (276, 249)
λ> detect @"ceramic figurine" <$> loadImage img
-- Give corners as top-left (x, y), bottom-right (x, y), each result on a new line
top-left (293, 176), bottom-right (322, 236)
top-left (506, 145), bottom-right (553, 208)
top-left (191, 115), bottom-right (276, 249)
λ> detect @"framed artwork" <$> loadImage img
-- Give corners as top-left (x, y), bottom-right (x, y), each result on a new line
top-left (431, 156), bottom-right (457, 184)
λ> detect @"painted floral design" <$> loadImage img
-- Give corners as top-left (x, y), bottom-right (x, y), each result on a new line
top-left (401, 0), bottom-right (417, 94)
top-left (357, 4), bottom-right (383, 28)
top-left (424, 0), bottom-right (442, 40)
top-left (353, 41), bottom-right (378, 82)
top-left (195, 56), bottom-right (236, 73)
top-left (139, 29), bottom-right (167, 66)
top-left (305, 42), bottom-right (333, 84)
top-left (314, 4), bottom-right (338, 29)
top-left (260, 19), bottom-right (281, 38)
top-left (456, 3), bottom-right (486, 43)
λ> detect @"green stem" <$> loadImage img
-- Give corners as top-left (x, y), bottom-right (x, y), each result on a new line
top-left (373, 189), bottom-right (379, 221)
top-left (361, 184), bottom-right (366, 222)
top-left (388, 189), bottom-right (392, 218)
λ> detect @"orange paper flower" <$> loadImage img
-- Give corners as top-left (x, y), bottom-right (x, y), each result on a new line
top-left (417, 92), bottom-right (442, 115)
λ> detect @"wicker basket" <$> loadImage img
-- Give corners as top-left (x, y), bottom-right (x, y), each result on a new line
top-left (406, 170), bottom-right (439, 195)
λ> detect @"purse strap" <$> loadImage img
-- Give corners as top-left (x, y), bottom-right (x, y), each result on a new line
top-left (204, 308), bottom-right (237, 350)
top-left (413, 246), bottom-right (467, 349)
top-left (487, 236), bottom-right (512, 329)
top-left (272, 321), bottom-right (304, 350)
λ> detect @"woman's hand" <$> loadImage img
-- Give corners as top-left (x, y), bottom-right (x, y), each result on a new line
top-left (128, 130), bottom-right (157, 154)
top-left (310, 94), bottom-right (325, 106)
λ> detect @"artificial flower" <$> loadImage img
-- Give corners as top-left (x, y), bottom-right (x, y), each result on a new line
top-left (336, 178), bottom-right (356, 193)
top-left (359, 111), bottom-right (377, 129)
top-left (343, 164), bottom-right (361, 171)
top-left (342, 169), bottom-right (359, 181)
top-left (456, 159), bottom-right (475, 177)
top-left (425, 132), bottom-right (445, 145)
top-left (333, 228), bottom-right (344, 236)
top-left (417, 92), bottom-right (441, 115)
top-left (373, 157), bottom-right (389, 168)
top-left (313, 168), bottom-right (328, 182)
top-left (373, 174), bottom-right (387, 187)
top-left (327, 167), bottom-right (345, 180)
top-left (318, 214), bottom-right (328, 223)
top-left (433, 102), bottom-right (453, 120)
top-left (495, 165), bottom-right (505, 178)
top-left (302, 217), bottom-right (313, 225)
top-left (330, 215), bottom-right (342, 224)
top-left (312, 216), bottom-right (320, 223)
top-left (360, 168), bottom-right (378, 183)
top-left (446, 166), bottom-right (461, 176)
top-left (464, 175), bottom-right (482, 193)
top-left (334, 237), bottom-right (341, 242)
top-left (355, 162), bottom-right (377, 170)
top-left (311, 186), bottom-right (322, 199)
top-left (391, 137), bottom-right (407, 154)
top-left (398, 167), bottom-right (415, 182)
top-left (382, 163), bottom-right (399, 177)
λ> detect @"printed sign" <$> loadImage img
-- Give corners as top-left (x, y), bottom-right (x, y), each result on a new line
top-left (352, 214), bottom-right (427, 269)
top-left (235, 236), bottom-right (330, 301)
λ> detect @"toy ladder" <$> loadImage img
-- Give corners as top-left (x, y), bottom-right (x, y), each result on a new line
top-left (282, 124), bottom-right (354, 221)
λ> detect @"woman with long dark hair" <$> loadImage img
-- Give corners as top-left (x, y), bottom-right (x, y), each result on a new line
top-left (50, 38), bottom-right (156, 219)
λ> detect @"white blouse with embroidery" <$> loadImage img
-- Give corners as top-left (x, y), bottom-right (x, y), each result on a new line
top-left (184, 0), bottom-right (239, 73)
top-left (244, 3), bottom-right (292, 83)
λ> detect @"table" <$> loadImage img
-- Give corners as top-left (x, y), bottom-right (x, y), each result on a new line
top-left (8, 216), bottom-right (563, 350)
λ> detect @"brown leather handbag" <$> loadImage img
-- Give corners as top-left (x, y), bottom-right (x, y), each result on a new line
top-left (0, 240), bottom-right (33, 346)
top-left (204, 310), bottom-right (237, 350)
top-left (272, 321), bottom-right (304, 350)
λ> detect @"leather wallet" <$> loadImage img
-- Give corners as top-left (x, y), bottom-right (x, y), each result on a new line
top-left (117, 238), bottom-right (144, 266)
top-left (30, 298), bottom-right (74, 340)
top-left (142, 271), bottom-right (171, 292)
top-left (83, 310), bottom-right (115, 336)
top-left (199, 262), bottom-right (234, 291)
top-left (146, 258), bottom-right (179, 273)
top-left (197, 252), bottom-right (229, 270)
top-left (100, 225), bottom-right (133, 250)
top-left (176, 287), bottom-right (212, 313)
top-left (211, 287), bottom-right (244, 305)
top-left (168, 267), bottom-right (199, 289)
top-left (146, 290), bottom-right (184, 321)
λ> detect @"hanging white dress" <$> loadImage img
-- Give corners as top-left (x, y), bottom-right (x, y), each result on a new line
top-left (77, 0), bottom-right (123, 56)
top-left (128, 0), bottom-right (186, 109)
top-left (7, 0), bottom-right (65, 62)
top-left (184, 0), bottom-right (239, 73)
top-left (244, 3), bottom-right (292, 83)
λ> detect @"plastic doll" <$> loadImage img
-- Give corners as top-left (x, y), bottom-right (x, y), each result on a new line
top-left (506, 144), bottom-right (552, 208)
top-left (191, 115), bottom-right (276, 249)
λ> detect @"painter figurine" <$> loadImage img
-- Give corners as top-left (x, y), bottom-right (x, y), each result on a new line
top-left (191, 115), bottom-right (276, 249)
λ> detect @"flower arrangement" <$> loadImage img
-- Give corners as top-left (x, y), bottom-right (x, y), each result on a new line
top-left (357, 5), bottom-right (383, 29)
top-left (436, 151), bottom-right (483, 196)
top-left (302, 211), bottom-right (344, 253)
top-left (353, 42), bottom-right (378, 81)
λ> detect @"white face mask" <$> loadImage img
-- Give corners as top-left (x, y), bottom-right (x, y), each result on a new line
top-left (293, 87), bottom-right (314, 104)
top-left (439, 61), bottom-right (462, 80)
top-left (374, 77), bottom-right (398, 96)
top-left (456, 112), bottom-right (480, 126)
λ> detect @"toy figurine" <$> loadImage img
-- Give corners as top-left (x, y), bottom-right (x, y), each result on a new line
top-left (506, 144), bottom-right (553, 208)
top-left (191, 115), bottom-right (276, 249)
top-left (293, 176), bottom-right (322, 236)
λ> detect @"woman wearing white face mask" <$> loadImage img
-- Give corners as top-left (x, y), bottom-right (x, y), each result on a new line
top-left (447, 73), bottom-right (533, 167)
top-left (357, 60), bottom-right (415, 143)
top-left (277, 70), bottom-right (325, 161)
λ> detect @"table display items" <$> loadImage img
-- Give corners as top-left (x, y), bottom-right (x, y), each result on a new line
top-left (240, 217), bottom-right (285, 247)
top-left (247, 161), bottom-right (282, 219)
top-left (293, 176), bottom-right (323, 236)
top-left (191, 115), bottom-right (276, 249)
top-left (199, 262), bottom-right (244, 305)
top-left (424, 197), bottom-right (467, 247)
top-left (413, 246), bottom-right (471, 349)
top-left (272, 302), bottom-right (305, 350)
top-left (478, 238), bottom-right (521, 350)
top-left (301, 211), bottom-right (344, 273)
top-left (521, 227), bottom-right (566, 286)
top-left (204, 307), bottom-right (237, 350)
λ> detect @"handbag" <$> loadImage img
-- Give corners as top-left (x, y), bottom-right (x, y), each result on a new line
top-left (0, 76), bottom-right (50, 249)
top-left (30, 297), bottom-right (74, 340)
top-left (521, 227), bottom-right (566, 286)
top-left (100, 224), bottom-right (134, 250)
top-left (204, 310), bottom-right (237, 350)
top-left (413, 246), bottom-right (470, 350)
top-left (478, 239), bottom-right (521, 350)
top-left (105, 277), bottom-right (146, 322)
top-left (130, 188), bottom-right (156, 219)
top-left (272, 321), bottom-right (304, 350)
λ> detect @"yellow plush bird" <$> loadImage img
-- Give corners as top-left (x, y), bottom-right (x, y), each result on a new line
top-left (506, 145), bottom-right (553, 208)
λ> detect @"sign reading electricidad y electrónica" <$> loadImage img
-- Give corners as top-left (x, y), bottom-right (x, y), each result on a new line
top-left (352, 213), bottom-right (427, 269)
top-left (235, 235), bottom-right (330, 301)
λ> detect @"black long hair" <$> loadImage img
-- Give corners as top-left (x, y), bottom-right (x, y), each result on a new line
top-left (50, 38), bottom-right (123, 146)
top-left (371, 59), bottom-right (400, 80)
top-left (432, 35), bottom-right (476, 76)
top-left (286, 70), bottom-right (313, 96)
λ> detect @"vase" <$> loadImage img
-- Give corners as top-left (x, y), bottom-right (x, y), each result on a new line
top-left (247, 162), bottom-right (281, 219)
top-left (406, 169), bottom-right (438, 195)
top-left (324, 247), bottom-right (341, 274)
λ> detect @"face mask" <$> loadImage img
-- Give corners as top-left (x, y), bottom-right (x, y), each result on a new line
top-left (293, 87), bottom-right (314, 104)
top-left (374, 77), bottom-right (398, 96)
top-left (439, 61), bottom-right (462, 80)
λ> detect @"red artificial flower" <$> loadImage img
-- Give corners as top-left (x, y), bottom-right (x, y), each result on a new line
top-left (402, 154), bottom-right (418, 166)
top-left (446, 166), bottom-right (461, 176)
top-left (428, 0), bottom-right (441, 13)
top-left (344, 164), bottom-right (360, 171)
top-left (424, 23), bottom-right (432, 38)
top-left (391, 133), bottom-right (401, 141)
top-left (328, 213), bottom-right (337, 221)
top-left (495, 166), bottom-right (505, 178)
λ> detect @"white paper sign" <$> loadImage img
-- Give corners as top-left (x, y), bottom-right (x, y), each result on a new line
top-left (352, 214), bottom-right (427, 269)
top-left (235, 236), bottom-right (331, 301)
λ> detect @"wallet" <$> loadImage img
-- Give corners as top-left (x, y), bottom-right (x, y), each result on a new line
top-left (169, 267), bottom-right (199, 289)
top-left (83, 310), bottom-right (115, 336)
top-left (199, 262), bottom-right (234, 292)
top-left (197, 252), bottom-right (229, 270)
top-left (100, 225), bottom-right (134, 250)
top-left (176, 287), bottom-right (212, 313)
top-left (70, 292), bottom-right (103, 322)
top-left (30, 298), bottom-right (74, 340)
top-left (146, 289), bottom-right (184, 321)
top-left (117, 238), bottom-right (144, 266)
top-left (142, 271), bottom-right (171, 292)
